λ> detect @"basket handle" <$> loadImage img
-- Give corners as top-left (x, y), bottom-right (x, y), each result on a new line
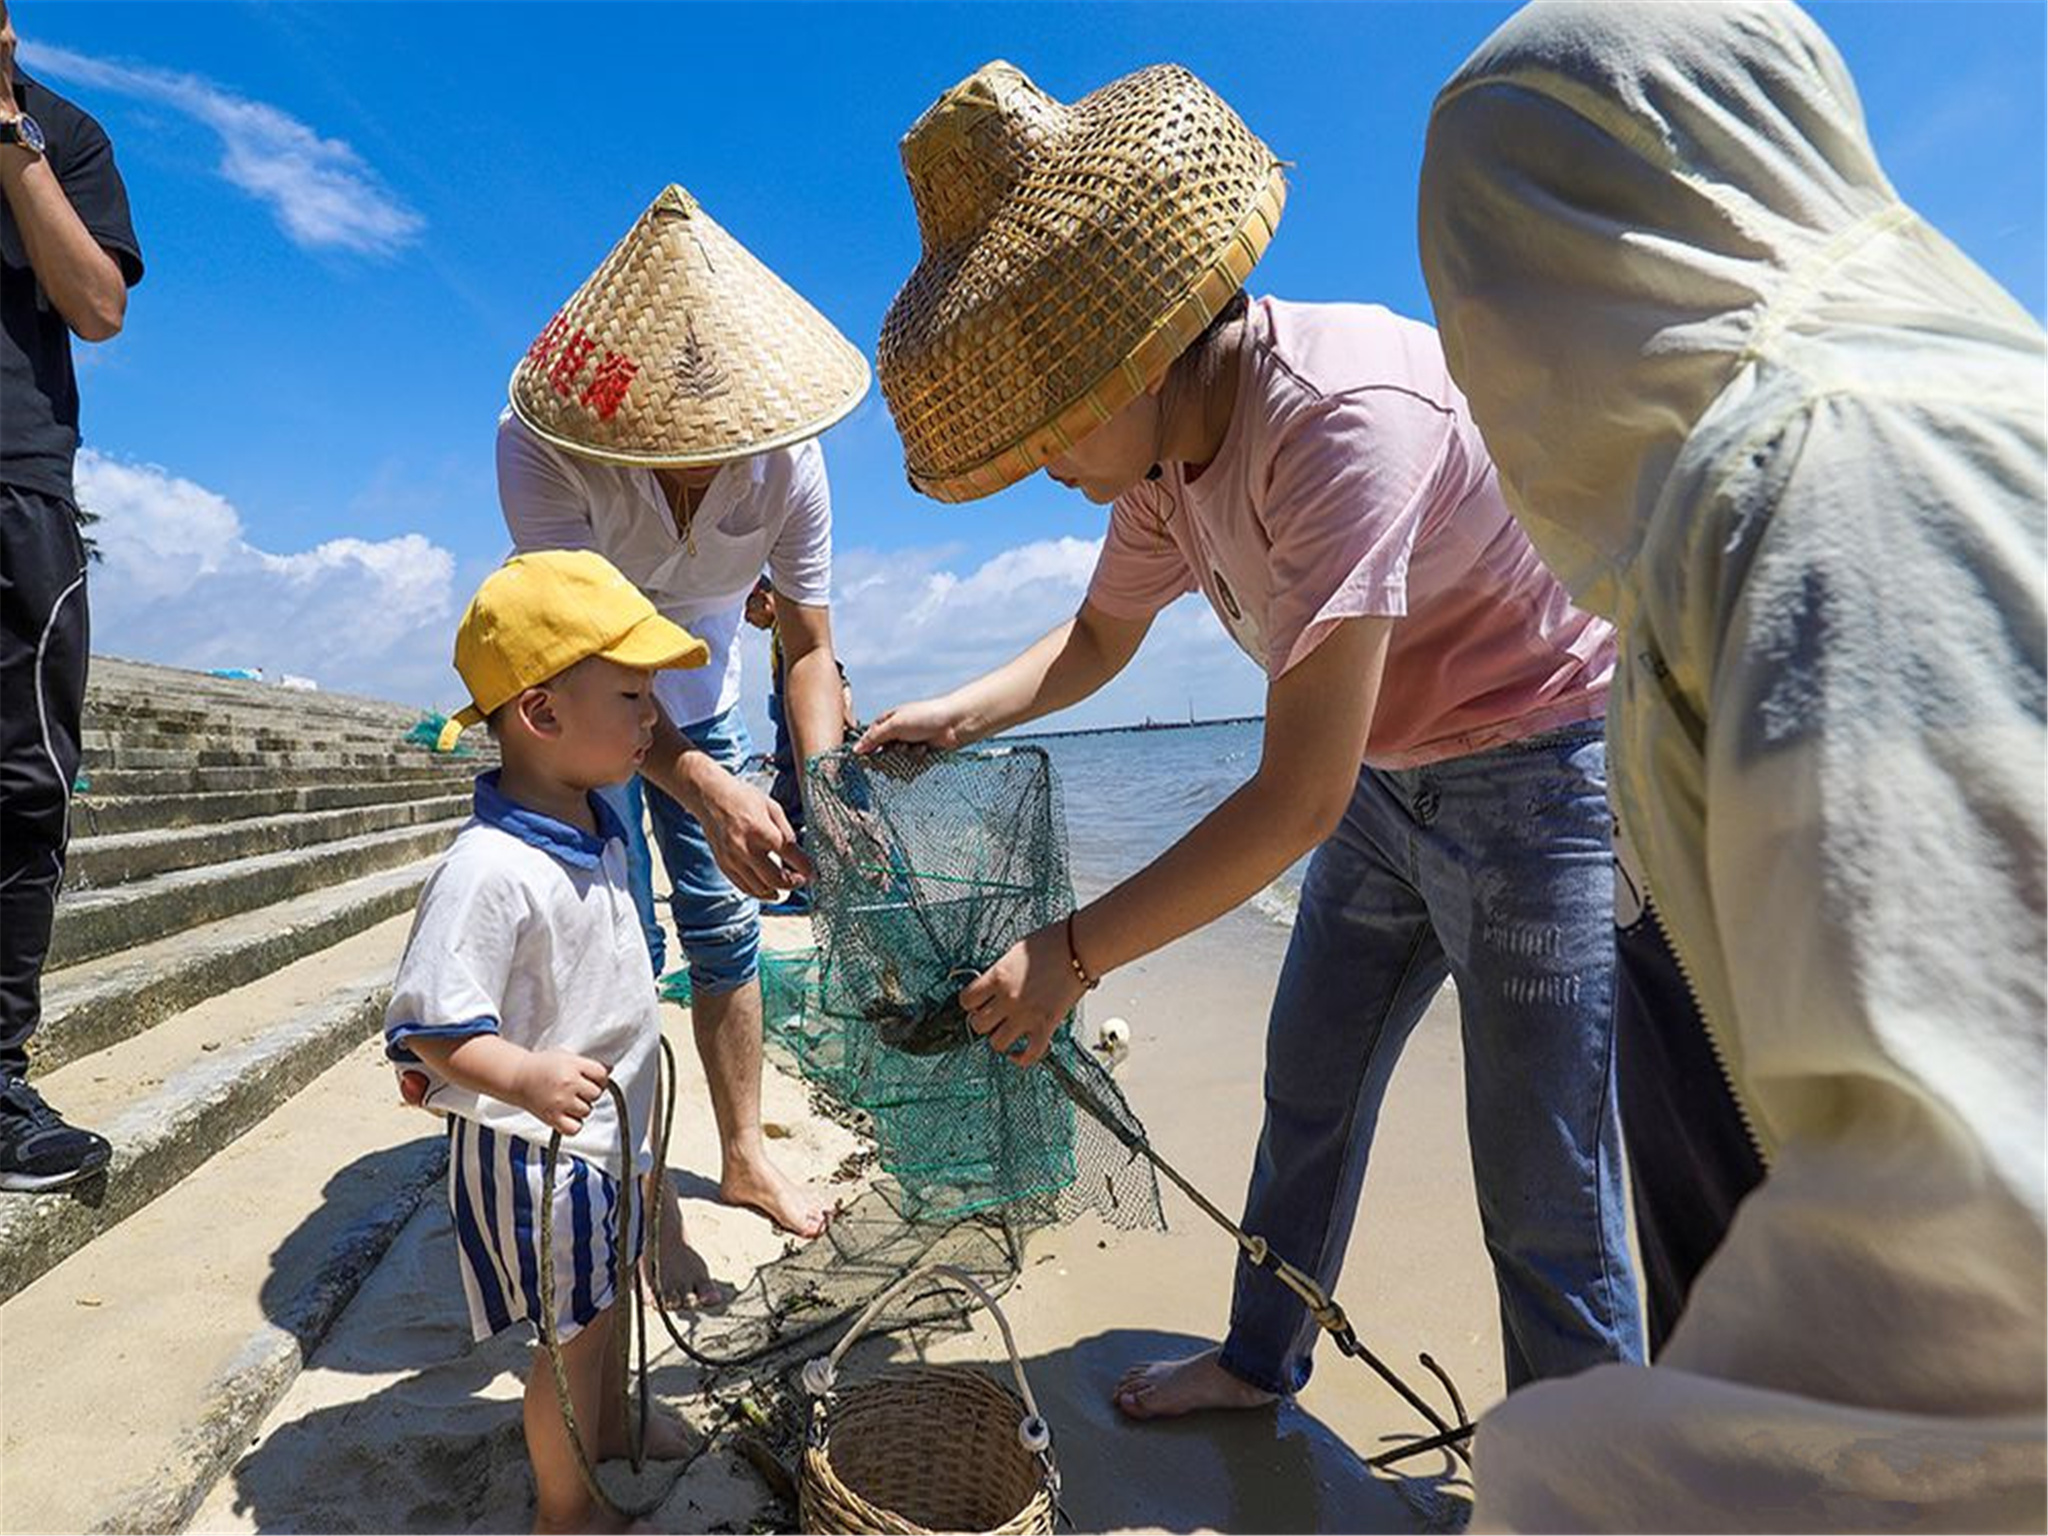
top-left (802, 1262), bottom-right (1048, 1448)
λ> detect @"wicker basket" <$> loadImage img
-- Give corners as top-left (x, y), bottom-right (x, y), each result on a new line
top-left (799, 1264), bottom-right (1059, 1535)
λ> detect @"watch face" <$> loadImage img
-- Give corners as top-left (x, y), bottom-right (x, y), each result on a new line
top-left (17, 115), bottom-right (45, 155)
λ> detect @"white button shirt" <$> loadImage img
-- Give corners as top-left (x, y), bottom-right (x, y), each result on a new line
top-left (495, 409), bottom-right (832, 727)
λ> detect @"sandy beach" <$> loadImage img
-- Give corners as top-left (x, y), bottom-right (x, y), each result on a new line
top-left (183, 893), bottom-right (1500, 1535)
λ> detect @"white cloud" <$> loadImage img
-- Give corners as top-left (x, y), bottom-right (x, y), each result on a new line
top-left (76, 449), bottom-right (465, 706)
top-left (835, 535), bottom-right (1104, 673)
top-left (70, 461), bottom-right (1260, 733)
top-left (20, 42), bottom-right (423, 256)
top-left (730, 537), bottom-right (1267, 745)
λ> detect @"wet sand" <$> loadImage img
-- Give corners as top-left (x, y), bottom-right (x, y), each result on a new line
top-left (192, 903), bottom-right (1501, 1533)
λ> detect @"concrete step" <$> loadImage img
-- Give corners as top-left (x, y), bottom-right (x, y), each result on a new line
top-left (81, 699), bottom-right (432, 743)
top-left (76, 756), bottom-right (478, 799)
top-left (0, 914), bottom-right (417, 1305)
top-left (81, 709), bottom-right (444, 754)
top-left (87, 653), bottom-right (438, 720)
top-left (80, 731), bottom-right (420, 764)
top-left (67, 793), bottom-right (471, 890)
top-left (48, 817), bottom-right (464, 969)
top-left (81, 718), bottom-right (404, 748)
top-left (36, 860), bottom-right (436, 1076)
top-left (70, 773), bottom-right (477, 838)
top-left (82, 744), bottom-right (455, 773)
top-left (77, 704), bottom-right (456, 758)
top-left (0, 1033), bottom-right (446, 1535)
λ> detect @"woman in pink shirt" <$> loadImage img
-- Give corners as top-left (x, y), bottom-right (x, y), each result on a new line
top-left (863, 62), bottom-right (1643, 1415)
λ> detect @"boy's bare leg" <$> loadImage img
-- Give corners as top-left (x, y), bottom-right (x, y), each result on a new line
top-left (526, 1309), bottom-right (625, 1534)
top-left (639, 1170), bottom-right (730, 1309)
top-left (596, 1303), bottom-right (698, 1463)
top-left (693, 980), bottom-right (833, 1237)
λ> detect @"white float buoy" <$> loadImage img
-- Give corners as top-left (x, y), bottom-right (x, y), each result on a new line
top-left (1089, 1014), bottom-right (1131, 1071)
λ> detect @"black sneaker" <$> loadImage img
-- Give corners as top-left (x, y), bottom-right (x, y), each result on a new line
top-left (0, 1078), bottom-right (111, 1192)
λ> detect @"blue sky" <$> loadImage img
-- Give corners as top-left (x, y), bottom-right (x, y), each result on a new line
top-left (24, 1), bottom-right (2046, 738)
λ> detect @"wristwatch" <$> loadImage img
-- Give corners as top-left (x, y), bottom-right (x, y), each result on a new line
top-left (0, 113), bottom-right (47, 158)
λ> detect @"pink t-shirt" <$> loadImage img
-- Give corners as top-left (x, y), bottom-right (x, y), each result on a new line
top-left (1087, 297), bottom-right (1614, 769)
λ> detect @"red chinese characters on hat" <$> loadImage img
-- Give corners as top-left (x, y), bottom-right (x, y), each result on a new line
top-left (580, 351), bottom-right (640, 421)
top-left (548, 330), bottom-right (599, 396)
top-left (525, 313), bottom-right (640, 420)
top-left (526, 312), bottom-right (570, 366)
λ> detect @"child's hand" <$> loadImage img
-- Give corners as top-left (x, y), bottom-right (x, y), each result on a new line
top-left (512, 1050), bottom-right (611, 1136)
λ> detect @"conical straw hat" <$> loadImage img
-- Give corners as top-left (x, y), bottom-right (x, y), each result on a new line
top-left (878, 62), bottom-right (1285, 503)
top-left (510, 185), bottom-right (870, 466)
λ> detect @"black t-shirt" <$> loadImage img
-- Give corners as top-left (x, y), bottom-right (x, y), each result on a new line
top-left (1, 71), bottom-right (143, 505)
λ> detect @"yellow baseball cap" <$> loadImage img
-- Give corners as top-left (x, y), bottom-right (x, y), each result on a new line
top-left (438, 550), bottom-right (709, 751)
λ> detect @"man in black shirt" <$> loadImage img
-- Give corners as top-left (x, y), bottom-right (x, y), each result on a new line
top-left (0, 2), bottom-right (142, 1191)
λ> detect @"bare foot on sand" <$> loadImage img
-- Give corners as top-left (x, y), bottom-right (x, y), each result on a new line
top-left (602, 1401), bottom-right (699, 1463)
top-left (639, 1241), bottom-right (729, 1312)
top-left (720, 1156), bottom-right (835, 1239)
top-left (639, 1202), bottom-right (731, 1311)
top-left (1113, 1348), bottom-right (1277, 1421)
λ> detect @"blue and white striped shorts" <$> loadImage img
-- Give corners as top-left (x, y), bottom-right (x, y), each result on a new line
top-left (446, 1116), bottom-right (645, 1344)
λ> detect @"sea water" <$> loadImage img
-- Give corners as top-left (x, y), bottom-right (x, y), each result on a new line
top-left (1015, 720), bottom-right (1306, 931)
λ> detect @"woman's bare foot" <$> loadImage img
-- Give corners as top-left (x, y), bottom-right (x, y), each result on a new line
top-left (719, 1155), bottom-right (835, 1239)
top-left (600, 1401), bottom-right (699, 1463)
top-left (1113, 1348), bottom-right (1277, 1421)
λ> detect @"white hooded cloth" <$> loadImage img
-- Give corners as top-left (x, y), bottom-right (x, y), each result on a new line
top-left (1419, 2), bottom-right (2045, 1530)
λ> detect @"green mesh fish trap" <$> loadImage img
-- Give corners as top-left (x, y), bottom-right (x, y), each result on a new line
top-left (802, 745), bottom-right (1160, 1230)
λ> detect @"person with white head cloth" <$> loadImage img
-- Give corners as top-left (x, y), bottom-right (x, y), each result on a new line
top-left (1418, 1), bottom-right (2044, 1529)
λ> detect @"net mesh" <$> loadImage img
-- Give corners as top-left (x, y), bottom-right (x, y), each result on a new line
top-left (660, 743), bottom-right (1159, 1381)
top-left (660, 947), bottom-right (817, 1025)
top-left (642, 746), bottom-right (1473, 1513)
top-left (797, 743), bottom-right (1160, 1229)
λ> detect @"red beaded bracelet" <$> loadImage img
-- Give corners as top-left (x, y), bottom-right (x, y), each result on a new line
top-left (1066, 911), bottom-right (1100, 991)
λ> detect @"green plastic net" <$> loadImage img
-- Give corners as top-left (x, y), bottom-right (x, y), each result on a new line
top-left (660, 947), bottom-right (816, 1024)
top-left (655, 743), bottom-right (1159, 1387)
top-left (638, 746), bottom-right (1472, 1506)
top-left (402, 711), bottom-right (475, 756)
top-left (796, 743), bottom-right (1161, 1230)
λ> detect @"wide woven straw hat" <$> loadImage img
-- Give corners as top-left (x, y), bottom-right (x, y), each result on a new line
top-left (878, 61), bottom-right (1285, 503)
top-left (509, 185), bottom-right (870, 466)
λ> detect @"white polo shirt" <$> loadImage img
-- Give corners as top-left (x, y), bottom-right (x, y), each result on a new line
top-left (385, 773), bottom-right (660, 1175)
top-left (496, 409), bottom-right (833, 728)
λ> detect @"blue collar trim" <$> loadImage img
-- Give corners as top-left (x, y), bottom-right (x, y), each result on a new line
top-left (472, 771), bottom-right (627, 870)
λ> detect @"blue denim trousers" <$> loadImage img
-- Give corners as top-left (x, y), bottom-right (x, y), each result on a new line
top-left (1218, 719), bottom-right (1644, 1396)
top-left (642, 705), bottom-right (762, 998)
top-left (593, 776), bottom-right (664, 978)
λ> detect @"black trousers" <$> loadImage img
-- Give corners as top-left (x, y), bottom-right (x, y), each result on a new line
top-left (0, 485), bottom-right (89, 1082)
top-left (1615, 895), bottom-right (1768, 1354)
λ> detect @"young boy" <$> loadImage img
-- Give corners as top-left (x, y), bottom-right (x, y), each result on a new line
top-left (385, 550), bottom-right (709, 1533)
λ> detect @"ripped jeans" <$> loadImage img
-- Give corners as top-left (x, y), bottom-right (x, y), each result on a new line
top-left (1218, 719), bottom-right (1644, 1395)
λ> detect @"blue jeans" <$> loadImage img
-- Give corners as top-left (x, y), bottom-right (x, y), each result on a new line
top-left (643, 705), bottom-right (761, 998)
top-left (1218, 720), bottom-right (1644, 1396)
top-left (765, 687), bottom-right (806, 843)
top-left (594, 777), bottom-right (664, 978)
